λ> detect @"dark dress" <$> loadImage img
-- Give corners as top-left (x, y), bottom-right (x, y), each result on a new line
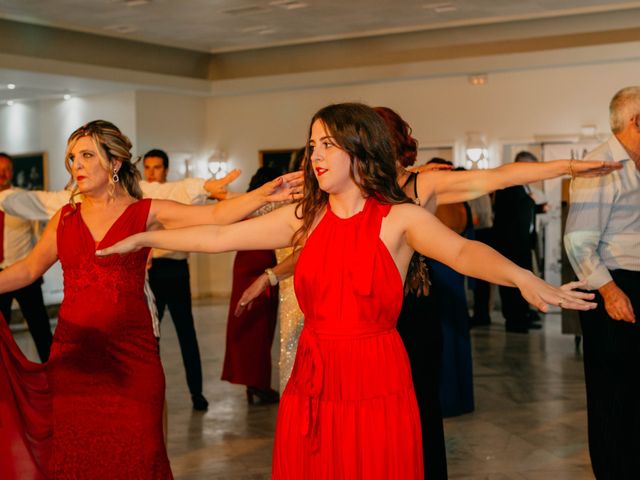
top-left (396, 171), bottom-right (448, 479)
top-left (222, 249), bottom-right (279, 390)
top-left (0, 199), bottom-right (172, 479)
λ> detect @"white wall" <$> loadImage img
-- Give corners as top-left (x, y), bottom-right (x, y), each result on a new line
top-left (0, 101), bottom-right (41, 154)
top-left (134, 91), bottom-right (233, 298)
top-left (202, 57), bottom-right (640, 290)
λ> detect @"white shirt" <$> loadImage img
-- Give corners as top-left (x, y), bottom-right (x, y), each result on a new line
top-left (564, 135), bottom-right (640, 290)
top-left (0, 187), bottom-right (38, 269)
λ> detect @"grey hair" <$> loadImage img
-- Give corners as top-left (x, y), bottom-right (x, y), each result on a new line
top-left (609, 86), bottom-right (640, 134)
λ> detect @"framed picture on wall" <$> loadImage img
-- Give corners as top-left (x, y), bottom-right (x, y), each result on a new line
top-left (416, 146), bottom-right (454, 166)
top-left (11, 152), bottom-right (47, 190)
top-left (259, 149), bottom-right (302, 175)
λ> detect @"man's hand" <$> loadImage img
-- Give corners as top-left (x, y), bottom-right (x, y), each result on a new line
top-left (204, 169), bottom-right (241, 200)
top-left (599, 281), bottom-right (636, 323)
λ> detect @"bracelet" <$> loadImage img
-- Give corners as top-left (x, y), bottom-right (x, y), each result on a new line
top-left (569, 159), bottom-right (575, 178)
top-left (264, 268), bottom-right (278, 286)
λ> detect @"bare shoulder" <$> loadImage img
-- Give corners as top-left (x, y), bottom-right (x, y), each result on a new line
top-left (388, 202), bottom-right (431, 220)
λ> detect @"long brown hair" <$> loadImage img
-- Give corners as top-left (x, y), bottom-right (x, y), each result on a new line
top-left (65, 120), bottom-right (142, 206)
top-left (293, 103), bottom-right (409, 247)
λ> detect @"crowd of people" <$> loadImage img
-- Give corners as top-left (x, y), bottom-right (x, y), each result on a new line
top-left (0, 85), bottom-right (637, 479)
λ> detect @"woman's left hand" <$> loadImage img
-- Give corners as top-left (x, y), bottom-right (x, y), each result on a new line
top-left (96, 234), bottom-right (144, 256)
top-left (516, 274), bottom-right (596, 312)
top-left (261, 171), bottom-right (304, 203)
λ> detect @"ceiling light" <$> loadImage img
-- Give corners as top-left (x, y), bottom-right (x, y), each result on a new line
top-left (63, 94), bottom-right (72, 101)
top-left (468, 74), bottom-right (488, 86)
top-left (423, 3), bottom-right (458, 13)
top-left (124, 0), bottom-right (151, 6)
top-left (7, 83), bottom-right (16, 90)
top-left (6, 100), bottom-right (14, 106)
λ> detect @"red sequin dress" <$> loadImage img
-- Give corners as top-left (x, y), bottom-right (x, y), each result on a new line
top-left (0, 199), bottom-right (172, 479)
top-left (272, 197), bottom-right (424, 479)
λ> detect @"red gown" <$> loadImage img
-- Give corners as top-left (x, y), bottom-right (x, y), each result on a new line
top-left (272, 198), bottom-right (424, 479)
top-left (221, 250), bottom-right (278, 390)
top-left (0, 199), bottom-right (172, 479)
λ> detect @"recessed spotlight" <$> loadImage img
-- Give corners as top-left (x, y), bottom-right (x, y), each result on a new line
top-left (7, 83), bottom-right (16, 90)
top-left (7, 100), bottom-right (15, 106)
top-left (124, 0), bottom-right (151, 6)
top-left (468, 74), bottom-right (488, 86)
top-left (63, 94), bottom-right (72, 100)
top-left (423, 2), bottom-right (458, 13)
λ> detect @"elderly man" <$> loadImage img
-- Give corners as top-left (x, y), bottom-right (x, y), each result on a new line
top-left (564, 86), bottom-right (640, 479)
top-left (0, 153), bottom-right (52, 361)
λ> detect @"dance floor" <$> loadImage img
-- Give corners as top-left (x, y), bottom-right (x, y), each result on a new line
top-left (14, 298), bottom-right (593, 479)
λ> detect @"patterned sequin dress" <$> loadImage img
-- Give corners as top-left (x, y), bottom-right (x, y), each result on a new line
top-left (271, 198), bottom-right (423, 479)
top-left (0, 199), bottom-right (172, 479)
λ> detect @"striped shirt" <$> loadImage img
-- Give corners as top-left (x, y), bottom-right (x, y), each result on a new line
top-left (564, 135), bottom-right (640, 290)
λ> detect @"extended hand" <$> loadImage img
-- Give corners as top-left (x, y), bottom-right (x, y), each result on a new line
top-left (234, 274), bottom-right (270, 317)
top-left (205, 169), bottom-right (241, 200)
top-left (600, 282), bottom-right (636, 323)
top-left (261, 171), bottom-right (304, 202)
top-left (569, 160), bottom-right (623, 177)
top-left (517, 275), bottom-right (596, 312)
top-left (96, 234), bottom-right (143, 256)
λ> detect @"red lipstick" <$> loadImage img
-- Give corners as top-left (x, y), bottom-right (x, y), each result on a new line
top-left (315, 167), bottom-right (328, 176)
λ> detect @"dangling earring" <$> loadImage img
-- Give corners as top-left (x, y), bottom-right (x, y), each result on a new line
top-left (112, 168), bottom-right (120, 183)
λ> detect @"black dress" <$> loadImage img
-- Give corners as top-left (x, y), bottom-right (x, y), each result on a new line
top-left (396, 172), bottom-right (448, 479)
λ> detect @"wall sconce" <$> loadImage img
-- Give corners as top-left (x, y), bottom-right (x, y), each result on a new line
top-left (208, 149), bottom-right (229, 179)
top-left (464, 132), bottom-right (489, 169)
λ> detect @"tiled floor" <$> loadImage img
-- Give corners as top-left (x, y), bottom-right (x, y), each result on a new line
top-left (14, 300), bottom-right (594, 479)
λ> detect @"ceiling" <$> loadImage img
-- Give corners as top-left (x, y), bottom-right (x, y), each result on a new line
top-left (0, 0), bottom-right (639, 53)
top-left (1, 0), bottom-right (639, 104)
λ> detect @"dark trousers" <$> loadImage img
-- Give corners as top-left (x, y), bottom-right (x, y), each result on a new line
top-left (0, 277), bottom-right (52, 362)
top-left (498, 248), bottom-right (532, 330)
top-left (579, 269), bottom-right (640, 480)
top-left (148, 258), bottom-right (203, 396)
top-left (397, 293), bottom-right (448, 480)
top-left (472, 228), bottom-right (492, 324)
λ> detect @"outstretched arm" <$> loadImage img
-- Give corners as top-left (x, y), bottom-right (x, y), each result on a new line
top-left (98, 203), bottom-right (301, 257)
top-left (1, 189), bottom-right (70, 220)
top-left (416, 159), bottom-right (621, 206)
top-left (399, 204), bottom-right (596, 312)
top-left (0, 210), bottom-right (60, 294)
top-left (147, 171), bottom-right (302, 229)
top-left (234, 250), bottom-right (300, 316)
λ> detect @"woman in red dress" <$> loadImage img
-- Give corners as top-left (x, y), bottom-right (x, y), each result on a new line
top-left (0, 120), bottom-right (301, 479)
top-left (222, 166), bottom-right (281, 403)
top-left (100, 103), bottom-right (597, 479)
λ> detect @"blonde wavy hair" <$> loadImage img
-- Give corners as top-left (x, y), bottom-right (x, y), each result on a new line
top-left (65, 120), bottom-right (142, 206)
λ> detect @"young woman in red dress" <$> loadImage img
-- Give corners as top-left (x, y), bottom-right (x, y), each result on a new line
top-left (99, 103), bottom-right (597, 479)
top-left (0, 120), bottom-right (301, 479)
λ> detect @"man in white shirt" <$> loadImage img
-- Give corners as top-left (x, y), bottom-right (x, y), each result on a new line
top-left (0, 153), bottom-right (52, 361)
top-left (564, 86), bottom-right (640, 479)
top-left (143, 149), bottom-right (212, 411)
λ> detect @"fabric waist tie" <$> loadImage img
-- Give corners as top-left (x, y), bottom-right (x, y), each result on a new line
top-left (297, 328), bottom-right (324, 453)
